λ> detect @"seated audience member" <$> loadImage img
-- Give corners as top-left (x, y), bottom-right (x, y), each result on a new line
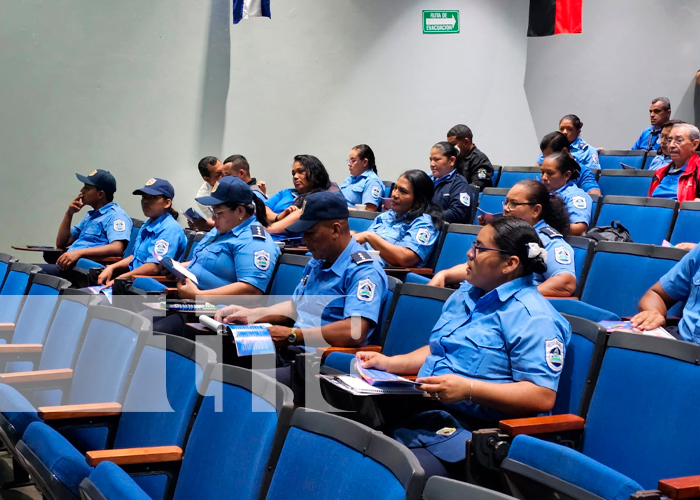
top-left (356, 218), bottom-right (571, 479)
top-left (41, 169), bottom-right (132, 275)
top-left (648, 123), bottom-right (700, 202)
top-left (632, 243), bottom-right (700, 344)
top-left (537, 131), bottom-right (600, 195)
top-left (96, 178), bottom-right (187, 286)
top-left (537, 115), bottom-right (599, 169)
top-left (339, 144), bottom-right (384, 211)
top-left (446, 124), bottom-right (493, 189)
top-left (432, 180), bottom-right (576, 297)
top-left (354, 170), bottom-right (443, 268)
top-left (264, 154), bottom-right (331, 232)
top-left (647, 120), bottom-right (684, 171)
top-left (540, 152), bottom-right (592, 236)
top-left (429, 141), bottom-right (474, 224)
top-left (191, 156), bottom-right (225, 230)
top-left (222, 154), bottom-right (267, 201)
top-left (631, 97), bottom-right (672, 151)
top-left (215, 191), bottom-right (389, 383)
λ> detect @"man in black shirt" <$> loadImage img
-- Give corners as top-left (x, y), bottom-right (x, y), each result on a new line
top-left (447, 124), bottom-right (494, 189)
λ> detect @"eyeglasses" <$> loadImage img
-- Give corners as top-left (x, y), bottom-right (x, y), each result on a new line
top-left (347, 158), bottom-right (360, 164)
top-left (211, 207), bottom-right (232, 220)
top-left (668, 136), bottom-right (687, 145)
top-left (502, 199), bottom-right (536, 209)
top-left (470, 240), bottom-right (510, 256)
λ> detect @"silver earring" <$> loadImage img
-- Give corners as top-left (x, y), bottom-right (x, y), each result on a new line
top-left (239, 217), bottom-right (243, 221)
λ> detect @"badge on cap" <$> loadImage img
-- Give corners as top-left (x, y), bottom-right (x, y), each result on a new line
top-left (113, 219), bottom-right (126, 232)
top-left (211, 181), bottom-right (219, 193)
top-left (555, 246), bottom-right (571, 265)
top-left (545, 339), bottom-right (564, 372)
top-left (459, 192), bottom-right (471, 206)
top-left (145, 178), bottom-right (156, 186)
top-left (89, 170), bottom-right (98, 176)
top-left (254, 250), bottom-right (271, 271)
top-left (154, 239), bottom-right (170, 256)
top-left (416, 228), bottom-right (431, 245)
top-left (436, 427), bottom-right (457, 436)
top-left (357, 279), bottom-right (376, 302)
top-left (371, 186), bottom-right (382, 198)
top-left (572, 196), bottom-right (587, 210)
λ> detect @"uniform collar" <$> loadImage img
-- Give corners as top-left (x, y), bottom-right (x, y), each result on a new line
top-left (231, 215), bottom-right (257, 237)
top-left (143, 213), bottom-right (171, 232)
top-left (88, 201), bottom-right (116, 217)
top-left (351, 170), bottom-right (372, 182)
top-left (325, 238), bottom-right (362, 276)
top-left (533, 219), bottom-right (547, 231)
top-left (556, 181), bottom-right (575, 193)
top-left (461, 275), bottom-right (535, 309)
top-left (431, 169), bottom-right (456, 184)
top-left (569, 137), bottom-right (583, 149)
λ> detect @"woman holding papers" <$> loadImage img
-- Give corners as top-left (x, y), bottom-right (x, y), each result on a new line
top-left (356, 218), bottom-right (571, 479)
top-left (540, 152), bottom-right (592, 236)
top-left (433, 179), bottom-right (577, 297)
top-left (353, 169), bottom-right (443, 267)
top-left (96, 178), bottom-right (187, 286)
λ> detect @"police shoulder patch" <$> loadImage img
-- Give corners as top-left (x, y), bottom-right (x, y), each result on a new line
top-left (572, 196), bottom-right (587, 210)
top-left (545, 339), bottom-right (564, 372)
top-left (416, 228), bottom-right (431, 245)
top-left (477, 168), bottom-right (487, 180)
top-left (539, 226), bottom-right (562, 239)
top-left (154, 239), bottom-right (169, 256)
top-left (113, 219), bottom-right (126, 232)
top-left (371, 185), bottom-right (382, 198)
top-left (459, 192), bottom-right (471, 206)
top-left (254, 249), bottom-right (271, 271)
top-left (357, 278), bottom-right (376, 302)
top-left (554, 246), bottom-right (572, 265)
top-left (351, 251), bottom-right (373, 265)
top-left (250, 224), bottom-right (266, 239)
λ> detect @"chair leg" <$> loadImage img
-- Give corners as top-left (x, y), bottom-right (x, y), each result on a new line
top-left (2, 457), bottom-right (32, 489)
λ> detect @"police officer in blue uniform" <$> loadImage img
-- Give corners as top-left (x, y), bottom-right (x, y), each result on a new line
top-left (633, 237), bottom-right (700, 343)
top-left (540, 152), bottom-right (592, 236)
top-left (354, 170), bottom-right (443, 268)
top-left (631, 97), bottom-right (671, 151)
top-left (215, 191), bottom-right (389, 388)
top-left (339, 144), bottom-right (385, 211)
top-left (429, 142), bottom-right (474, 224)
top-left (95, 178), bottom-right (187, 286)
top-left (41, 169), bottom-right (132, 275)
top-left (537, 131), bottom-right (601, 195)
top-left (357, 218), bottom-right (571, 479)
top-left (537, 115), bottom-right (599, 171)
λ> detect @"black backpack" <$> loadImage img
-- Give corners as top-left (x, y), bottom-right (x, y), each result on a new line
top-left (584, 220), bottom-right (633, 243)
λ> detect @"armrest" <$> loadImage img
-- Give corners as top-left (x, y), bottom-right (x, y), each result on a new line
top-left (0, 368), bottom-right (73, 385)
top-left (0, 323), bottom-right (15, 331)
top-left (318, 345), bottom-right (382, 360)
top-left (86, 446), bottom-right (183, 467)
top-left (384, 267), bottom-right (434, 277)
top-left (38, 402), bottom-right (122, 421)
top-left (658, 475), bottom-right (700, 499)
top-left (131, 275), bottom-right (171, 283)
top-left (11, 246), bottom-right (61, 253)
top-left (499, 414), bottom-right (585, 437)
top-left (0, 344), bottom-right (43, 354)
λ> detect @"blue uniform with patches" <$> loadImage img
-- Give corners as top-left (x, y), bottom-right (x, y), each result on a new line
top-left (537, 137), bottom-right (600, 171)
top-left (291, 238), bottom-right (388, 346)
top-left (537, 157), bottom-right (600, 194)
top-left (533, 220), bottom-right (576, 284)
top-left (69, 202), bottom-right (132, 251)
top-left (632, 126), bottom-right (662, 151)
top-left (340, 170), bottom-right (385, 208)
top-left (659, 244), bottom-right (700, 344)
top-left (129, 213), bottom-right (187, 270)
top-left (187, 216), bottom-right (280, 291)
top-left (556, 182), bottom-right (592, 226)
top-left (366, 211), bottom-right (439, 267)
top-left (265, 188), bottom-right (299, 213)
top-left (431, 170), bottom-right (475, 224)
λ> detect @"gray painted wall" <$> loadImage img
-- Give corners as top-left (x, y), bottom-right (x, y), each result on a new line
top-left (0, 0), bottom-right (535, 255)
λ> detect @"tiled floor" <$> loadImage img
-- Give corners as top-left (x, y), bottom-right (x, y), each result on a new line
top-left (0, 453), bottom-right (41, 500)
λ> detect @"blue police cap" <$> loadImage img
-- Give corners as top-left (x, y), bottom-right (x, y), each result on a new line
top-left (195, 176), bottom-right (253, 206)
top-left (132, 178), bottom-right (175, 199)
top-left (286, 191), bottom-right (349, 233)
top-left (75, 169), bottom-right (117, 194)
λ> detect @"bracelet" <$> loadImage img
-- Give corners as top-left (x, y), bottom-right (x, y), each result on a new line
top-left (469, 380), bottom-right (474, 404)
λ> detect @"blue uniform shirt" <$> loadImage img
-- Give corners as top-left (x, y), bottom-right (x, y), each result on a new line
top-left (537, 137), bottom-right (600, 171)
top-left (187, 216), bottom-right (280, 292)
top-left (265, 188), bottom-right (299, 213)
top-left (533, 220), bottom-right (576, 284)
top-left (129, 213), bottom-right (187, 270)
top-left (418, 275), bottom-right (571, 422)
top-left (652, 164), bottom-right (686, 199)
top-left (69, 202), bottom-right (132, 251)
top-left (366, 211), bottom-right (439, 267)
top-left (647, 153), bottom-right (672, 172)
top-left (340, 170), bottom-right (384, 208)
top-left (556, 182), bottom-right (592, 225)
top-left (632, 126), bottom-right (662, 151)
top-left (659, 244), bottom-right (700, 343)
top-left (291, 238), bottom-right (388, 346)
top-left (537, 160), bottom-right (599, 194)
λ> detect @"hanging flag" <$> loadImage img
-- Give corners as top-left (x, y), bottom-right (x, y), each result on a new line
top-left (528, 0), bottom-right (582, 37)
top-left (233, 0), bottom-right (271, 24)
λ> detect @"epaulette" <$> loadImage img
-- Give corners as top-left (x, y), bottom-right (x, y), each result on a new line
top-left (538, 226), bottom-right (562, 239)
top-left (351, 251), bottom-right (374, 265)
top-left (250, 224), bottom-right (266, 239)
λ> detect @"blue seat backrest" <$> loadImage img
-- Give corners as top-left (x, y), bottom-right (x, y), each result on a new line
top-left (382, 287), bottom-right (451, 357)
top-left (598, 172), bottom-right (654, 197)
top-left (551, 331), bottom-right (595, 416)
top-left (571, 245), bottom-right (589, 281)
top-left (669, 203), bottom-right (700, 245)
top-left (131, 277), bottom-right (167, 293)
top-left (172, 380), bottom-right (280, 500)
top-left (268, 260), bottom-right (309, 297)
top-left (472, 192), bottom-right (506, 224)
top-left (0, 270), bottom-right (32, 323)
top-left (0, 261), bottom-right (10, 290)
top-left (349, 214), bottom-right (379, 233)
top-left (582, 338), bottom-right (700, 489)
top-left (434, 228), bottom-right (480, 273)
top-left (122, 219), bottom-right (144, 258)
top-left (549, 300), bottom-right (619, 322)
top-left (595, 199), bottom-right (675, 245)
top-left (495, 168), bottom-right (541, 189)
top-left (598, 152), bottom-right (646, 170)
top-left (38, 298), bottom-right (92, 372)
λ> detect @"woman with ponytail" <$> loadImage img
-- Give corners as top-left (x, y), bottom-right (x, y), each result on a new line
top-left (357, 217), bottom-right (571, 479)
top-left (540, 152), bottom-right (592, 235)
top-left (339, 144), bottom-right (385, 211)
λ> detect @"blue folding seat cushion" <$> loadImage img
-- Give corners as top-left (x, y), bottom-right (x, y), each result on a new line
top-left (549, 300), bottom-right (619, 322)
top-left (85, 461), bottom-right (152, 500)
top-left (132, 276), bottom-right (167, 293)
top-left (0, 383), bottom-right (43, 436)
top-left (507, 435), bottom-right (643, 500)
top-left (264, 427), bottom-right (407, 500)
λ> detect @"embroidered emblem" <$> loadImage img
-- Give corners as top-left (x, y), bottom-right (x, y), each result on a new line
top-left (572, 196), bottom-right (587, 210)
top-left (416, 228), bottom-right (431, 244)
top-left (357, 279), bottom-right (376, 302)
top-left (545, 339), bottom-right (564, 372)
top-left (459, 192), bottom-right (471, 206)
top-left (254, 250), bottom-right (271, 271)
top-left (145, 178), bottom-right (156, 186)
top-left (154, 239), bottom-right (169, 256)
top-left (113, 219), bottom-right (126, 232)
top-left (555, 247), bottom-right (571, 265)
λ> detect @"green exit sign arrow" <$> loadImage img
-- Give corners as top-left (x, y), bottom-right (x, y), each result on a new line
top-left (423, 10), bottom-right (459, 34)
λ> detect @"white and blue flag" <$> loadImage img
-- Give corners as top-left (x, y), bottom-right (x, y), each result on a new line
top-left (233, 0), bottom-right (271, 24)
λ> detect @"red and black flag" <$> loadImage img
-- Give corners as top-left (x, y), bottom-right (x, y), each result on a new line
top-left (528, 0), bottom-right (582, 37)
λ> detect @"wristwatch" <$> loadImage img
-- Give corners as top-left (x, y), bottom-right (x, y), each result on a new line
top-left (287, 327), bottom-right (298, 345)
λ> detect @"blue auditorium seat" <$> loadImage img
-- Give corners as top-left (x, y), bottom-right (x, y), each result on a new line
top-left (597, 169), bottom-right (655, 197)
top-left (472, 188), bottom-right (508, 224)
top-left (549, 299), bottom-right (619, 323)
top-left (592, 196), bottom-right (677, 245)
top-left (0, 252), bottom-right (19, 290)
top-left (495, 166), bottom-right (541, 189)
top-left (668, 201), bottom-right (700, 245)
top-left (562, 236), bottom-right (594, 297)
top-left (266, 254), bottom-right (312, 296)
top-left (348, 209), bottom-right (380, 233)
top-left (422, 476), bottom-right (515, 499)
top-left (597, 150), bottom-right (648, 170)
top-left (0, 262), bottom-right (41, 325)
